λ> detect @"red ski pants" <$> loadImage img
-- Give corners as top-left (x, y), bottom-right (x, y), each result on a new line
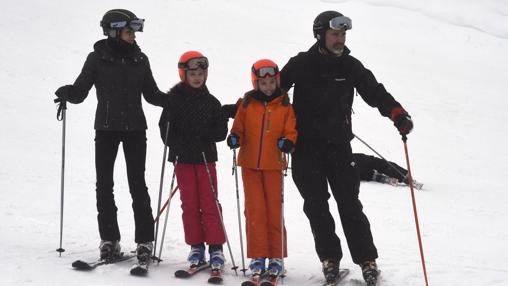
top-left (242, 168), bottom-right (287, 258)
top-left (175, 163), bottom-right (225, 245)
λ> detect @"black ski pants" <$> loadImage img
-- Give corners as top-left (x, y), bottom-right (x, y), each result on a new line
top-left (355, 153), bottom-right (408, 182)
top-left (95, 130), bottom-right (154, 243)
top-left (291, 141), bottom-right (378, 264)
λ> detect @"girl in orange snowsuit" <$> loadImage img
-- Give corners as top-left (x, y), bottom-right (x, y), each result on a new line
top-left (226, 59), bottom-right (297, 274)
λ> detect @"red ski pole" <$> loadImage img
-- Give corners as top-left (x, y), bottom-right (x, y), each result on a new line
top-left (402, 135), bottom-right (429, 286)
top-left (154, 185), bottom-right (178, 223)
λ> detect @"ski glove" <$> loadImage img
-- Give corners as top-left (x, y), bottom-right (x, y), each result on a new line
top-left (277, 137), bottom-right (294, 153)
top-left (54, 85), bottom-right (73, 102)
top-left (390, 107), bottom-right (413, 135)
top-left (221, 98), bottom-right (242, 119)
top-left (227, 133), bottom-right (240, 149)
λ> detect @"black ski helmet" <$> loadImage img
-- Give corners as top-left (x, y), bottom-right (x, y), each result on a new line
top-left (313, 10), bottom-right (351, 41)
top-left (100, 9), bottom-right (144, 38)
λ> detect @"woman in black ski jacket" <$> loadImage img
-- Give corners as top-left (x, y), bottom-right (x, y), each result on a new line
top-left (54, 9), bottom-right (166, 263)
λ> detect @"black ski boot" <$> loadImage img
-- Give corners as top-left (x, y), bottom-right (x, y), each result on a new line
top-left (130, 242), bottom-right (153, 276)
top-left (322, 259), bottom-right (340, 284)
top-left (360, 260), bottom-right (379, 285)
top-left (99, 240), bottom-right (121, 261)
top-left (136, 242), bottom-right (153, 264)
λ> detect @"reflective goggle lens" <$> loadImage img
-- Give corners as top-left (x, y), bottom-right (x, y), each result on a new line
top-left (109, 19), bottom-right (144, 32)
top-left (255, 66), bottom-right (278, 78)
top-left (129, 19), bottom-right (144, 32)
top-left (110, 21), bottom-right (127, 28)
top-left (329, 16), bottom-right (352, 30)
top-left (178, 57), bottom-right (209, 70)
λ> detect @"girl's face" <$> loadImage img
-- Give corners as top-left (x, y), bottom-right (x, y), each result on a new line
top-left (186, 69), bottom-right (207, 88)
top-left (120, 27), bottom-right (136, 44)
top-left (258, 76), bottom-right (277, 96)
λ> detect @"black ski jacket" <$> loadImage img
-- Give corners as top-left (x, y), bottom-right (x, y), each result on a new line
top-left (65, 39), bottom-right (166, 131)
top-left (158, 83), bottom-right (227, 164)
top-left (280, 43), bottom-right (402, 144)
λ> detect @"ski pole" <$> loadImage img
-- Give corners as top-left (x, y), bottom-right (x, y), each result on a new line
top-left (401, 135), bottom-right (429, 286)
top-left (154, 185), bottom-right (179, 223)
top-left (279, 151), bottom-right (287, 280)
top-left (55, 98), bottom-right (67, 256)
top-left (153, 121), bottom-right (170, 261)
top-left (353, 133), bottom-right (409, 182)
top-left (202, 152), bottom-right (238, 276)
top-left (232, 149), bottom-right (247, 275)
top-left (157, 156), bottom-right (178, 264)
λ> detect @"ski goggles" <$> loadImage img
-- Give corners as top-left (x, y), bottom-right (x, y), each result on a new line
top-left (329, 16), bottom-right (352, 30)
top-left (178, 57), bottom-right (209, 70)
top-left (109, 19), bottom-right (145, 32)
top-left (252, 65), bottom-right (279, 78)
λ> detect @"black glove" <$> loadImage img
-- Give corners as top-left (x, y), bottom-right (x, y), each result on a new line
top-left (226, 133), bottom-right (240, 149)
top-left (54, 85), bottom-right (73, 102)
top-left (277, 137), bottom-right (294, 153)
top-left (221, 98), bottom-right (242, 119)
top-left (391, 107), bottom-right (413, 135)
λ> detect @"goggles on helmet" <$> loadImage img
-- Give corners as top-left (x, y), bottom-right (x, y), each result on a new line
top-left (109, 19), bottom-right (145, 32)
top-left (329, 16), bottom-right (352, 30)
top-left (178, 57), bottom-right (209, 70)
top-left (252, 66), bottom-right (279, 78)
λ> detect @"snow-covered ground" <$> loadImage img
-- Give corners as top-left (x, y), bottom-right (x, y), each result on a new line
top-left (1, 0), bottom-right (507, 285)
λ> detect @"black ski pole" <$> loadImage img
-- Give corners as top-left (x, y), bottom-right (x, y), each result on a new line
top-left (202, 152), bottom-right (238, 276)
top-left (232, 149), bottom-right (247, 275)
top-left (157, 156), bottom-right (178, 264)
top-left (279, 151), bottom-right (287, 280)
top-left (55, 98), bottom-right (67, 256)
top-left (153, 121), bottom-right (170, 261)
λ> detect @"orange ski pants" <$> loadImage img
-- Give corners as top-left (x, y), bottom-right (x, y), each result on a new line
top-left (242, 167), bottom-right (287, 258)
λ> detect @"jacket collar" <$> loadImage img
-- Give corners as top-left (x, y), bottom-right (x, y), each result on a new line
top-left (93, 39), bottom-right (145, 63)
top-left (309, 42), bottom-right (351, 58)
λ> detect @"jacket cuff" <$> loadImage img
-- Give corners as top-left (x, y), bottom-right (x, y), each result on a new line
top-left (390, 106), bottom-right (406, 121)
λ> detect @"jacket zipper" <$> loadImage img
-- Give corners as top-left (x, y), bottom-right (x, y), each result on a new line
top-left (266, 108), bottom-right (272, 132)
top-left (104, 100), bottom-right (110, 128)
top-left (256, 102), bottom-right (267, 169)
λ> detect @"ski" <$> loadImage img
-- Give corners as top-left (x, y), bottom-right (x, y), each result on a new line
top-left (323, 268), bottom-right (350, 286)
top-left (260, 270), bottom-right (284, 286)
top-left (208, 268), bottom-right (223, 284)
top-left (130, 261), bottom-right (149, 276)
top-left (241, 272), bottom-right (268, 286)
top-left (174, 261), bottom-right (210, 278)
top-left (412, 181), bottom-right (424, 190)
top-left (71, 253), bottom-right (135, 270)
top-left (260, 275), bottom-right (279, 286)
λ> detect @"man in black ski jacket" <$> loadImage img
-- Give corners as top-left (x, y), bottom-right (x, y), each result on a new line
top-left (279, 11), bottom-right (413, 284)
top-left (54, 9), bottom-right (167, 264)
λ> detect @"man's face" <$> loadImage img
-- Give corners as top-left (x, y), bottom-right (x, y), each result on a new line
top-left (120, 27), bottom-right (136, 44)
top-left (324, 28), bottom-right (346, 54)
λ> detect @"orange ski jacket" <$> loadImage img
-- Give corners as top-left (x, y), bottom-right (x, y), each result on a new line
top-left (231, 90), bottom-right (297, 170)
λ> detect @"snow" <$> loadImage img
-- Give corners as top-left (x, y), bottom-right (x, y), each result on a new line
top-left (1, 0), bottom-right (507, 285)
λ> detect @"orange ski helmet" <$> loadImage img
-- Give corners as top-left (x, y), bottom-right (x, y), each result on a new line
top-left (178, 51), bottom-right (209, 83)
top-left (251, 59), bottom-right (280, 90)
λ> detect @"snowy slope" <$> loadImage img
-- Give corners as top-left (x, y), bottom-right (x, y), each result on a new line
top-left (1, 0), bottom-right (507, 285)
